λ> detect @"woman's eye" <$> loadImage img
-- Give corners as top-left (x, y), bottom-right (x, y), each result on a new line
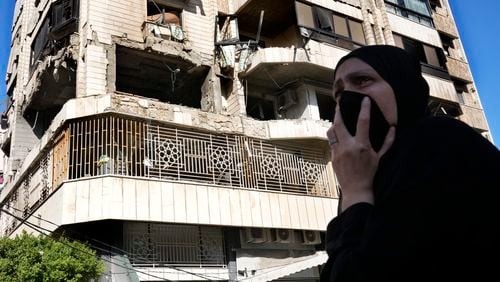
top-left (355, 76), bottom-right (372, 86)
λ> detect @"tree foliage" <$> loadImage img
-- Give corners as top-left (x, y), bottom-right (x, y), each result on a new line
top-left (0, 232), bottom-right (105, 282)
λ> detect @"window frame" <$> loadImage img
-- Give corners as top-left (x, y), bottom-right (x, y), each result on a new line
top-left (384, 0), bottom-right (434, 27)
top-left (393, 33), bottom-right (449, 79)
top-left (295, 1), bottom-right (366, 49)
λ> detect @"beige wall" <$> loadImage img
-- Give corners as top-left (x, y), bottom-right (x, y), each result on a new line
top-left (40, 177), bottom-right (338, 231)
top-left (388, 13), bottom-right (442, 47)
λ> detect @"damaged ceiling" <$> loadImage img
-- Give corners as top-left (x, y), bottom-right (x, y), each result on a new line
top-left (116, 46), bottom-right (209, 108)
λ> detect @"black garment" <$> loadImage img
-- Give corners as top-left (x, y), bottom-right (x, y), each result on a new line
top-left (322, 45), bottom-right (500, 281)
top-left (321, 116), bottom-right (500, 281)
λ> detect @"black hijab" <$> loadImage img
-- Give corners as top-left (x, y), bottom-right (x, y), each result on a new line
top-left (334, 45), bottom-right (430, 128)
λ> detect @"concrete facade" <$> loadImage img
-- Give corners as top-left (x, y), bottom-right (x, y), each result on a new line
top-left (0, 0), bottom-right (493, 281)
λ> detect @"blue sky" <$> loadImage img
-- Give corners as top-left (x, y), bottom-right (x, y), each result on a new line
top-left (448, 0), bottom-right (500, 145)
top-left (0, 0), bottom-right (15, 111)
top-left (0, 1), bottom-right (498, 144)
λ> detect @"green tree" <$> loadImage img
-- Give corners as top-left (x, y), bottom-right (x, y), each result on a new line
top-left (0, 232), bottom-right (105, 282)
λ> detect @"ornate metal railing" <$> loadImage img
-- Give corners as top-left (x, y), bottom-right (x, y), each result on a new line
top-left (66, 115), bottom-right (333, 196)
top-left (1, 114), bottom-right (334, 235)
top-left (123, 222), bottom-right (225, 266)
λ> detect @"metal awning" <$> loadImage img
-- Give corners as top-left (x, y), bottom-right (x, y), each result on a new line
top-left (237, 250), bottom-right (328, 282)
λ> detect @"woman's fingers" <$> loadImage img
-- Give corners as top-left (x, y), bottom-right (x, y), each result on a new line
top-left (356, 97), bottom-right (371, 145)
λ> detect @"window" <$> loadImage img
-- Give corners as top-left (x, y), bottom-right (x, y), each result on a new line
top-left (393, 33), bottom-right (448, 78)
top-left (453, 80), bottom-right (468, 104)
top-left (124, 223), bottom-right (225, 265)
top-left (439, 33), bottom-right (455, 56)
top-left (316, 89), bottom-right (335, 122)
top-left (147, 0), bottom-right (182, 26)
top-left (385, 0), bottom-right (434, 27)
top-left (333, 15), bottom-right (349, 37)
top-left (246, 95), bottom-right (276, 120)
top-left (428, 0), bottom-right (442, 11)
top-left (295, 1), bottom-right (366, 48)
top-left (349, 20), bottom-right (366, 44)
top-left (146, 0), bottom-right (184, 41)
top-left (30, 17), bottom-right (50, 72)
top-left (296, 1), bottom-right (315, 28)
top-left (52, 0), bottom-right (79, 31)
top-left (393, 34), bottom-right (445, 68)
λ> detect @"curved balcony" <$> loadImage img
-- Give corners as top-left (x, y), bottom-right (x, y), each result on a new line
top-left (240, 43), bottom-right (348, 88)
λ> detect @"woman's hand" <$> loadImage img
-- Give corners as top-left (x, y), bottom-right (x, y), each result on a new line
top-left (328, 97), bottom-right (396, 211)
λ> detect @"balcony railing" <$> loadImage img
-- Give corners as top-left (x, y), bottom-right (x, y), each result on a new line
top-left (0, 114), bottom-right (335, 235)
top-left (66, 115), bottom-right (332, 196)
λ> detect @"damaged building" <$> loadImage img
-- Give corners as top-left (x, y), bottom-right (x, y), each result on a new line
top-left (0, 0), bottom-right (493, 281)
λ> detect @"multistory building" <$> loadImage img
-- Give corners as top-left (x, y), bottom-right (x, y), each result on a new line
top-left (0, 0), bottom-right (491, 281)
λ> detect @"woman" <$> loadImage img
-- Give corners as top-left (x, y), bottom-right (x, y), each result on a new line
top-left (321, 45), bottom-right (500, 282)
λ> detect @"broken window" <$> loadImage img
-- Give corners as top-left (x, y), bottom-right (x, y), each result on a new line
top-left (51, 0), bottom-right (80, 40)
top-left (316, 89), bottom-right (335, 122)
top-left (145, 0), bottom-right (184, 41)
top-left (428, 0), bottom-right (442, 11)
top-left (24, 107), bottom-right (62, 139)
top-left (315, 7), bottom-right (333, 32)
top-left (439, 32), bottom-right (455, 56)
top-left (116, 46), bottom-right (208, 109)
top-left (428, 97), bottom-right (461, 118)
top-left (295, 1), bottom-right (366, 49)
top-left (30, 0), bottom-right (80, 73)
top-left (30, 17), bottom-right (51, 73)
top-left (246, 95), bottom-right (276, 121)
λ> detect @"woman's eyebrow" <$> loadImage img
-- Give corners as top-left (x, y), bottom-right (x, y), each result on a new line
top-left (345, 69), bottom-right (376, 80)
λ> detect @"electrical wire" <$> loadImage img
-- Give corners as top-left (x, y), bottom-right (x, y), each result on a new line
top-left (0, 208), bottom-right (175, 281)
top-left (2, 205), bottom-right (224, 280)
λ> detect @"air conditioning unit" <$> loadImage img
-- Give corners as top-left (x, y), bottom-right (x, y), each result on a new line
top-left (271, 229), bottom-right (294, 243)
top-left (244, 228), bottom-right (269, 243)
top-left (277, 90), bottom-right (297, 113)
top-left (302, 230), bottom-right (321, 245)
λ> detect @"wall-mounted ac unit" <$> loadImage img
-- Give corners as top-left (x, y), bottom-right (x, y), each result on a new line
top-left (271, 229), bottom-right (294, 243)
top-left (277, 89), bottom-right (297, 113)
top-left (244, 228), bottom-right (269, 243)
top-left (302, 230), bottom-right (321, 245)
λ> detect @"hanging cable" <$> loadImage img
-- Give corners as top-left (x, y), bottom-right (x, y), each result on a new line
top-left (162, 61), bottom-right (180, 93)
top-left (0, 208), bottom-right (174, 281)
top-left (2, 205), bottom-right (222, 281)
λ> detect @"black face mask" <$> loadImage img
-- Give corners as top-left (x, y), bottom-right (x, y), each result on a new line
top-left (336, 91), bottom-right (391, 152)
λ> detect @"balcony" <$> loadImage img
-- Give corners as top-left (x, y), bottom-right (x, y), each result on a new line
top-left (240, 43), bottom-right (345, 87)
top-left (446, 56), bottom-right (473, 82)
top-left (459, 105), bottom-right (489, 132)
top-left (432, 12), bottom-right (458, 38)
top-left (0, 113), bottom-right (337, 235)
